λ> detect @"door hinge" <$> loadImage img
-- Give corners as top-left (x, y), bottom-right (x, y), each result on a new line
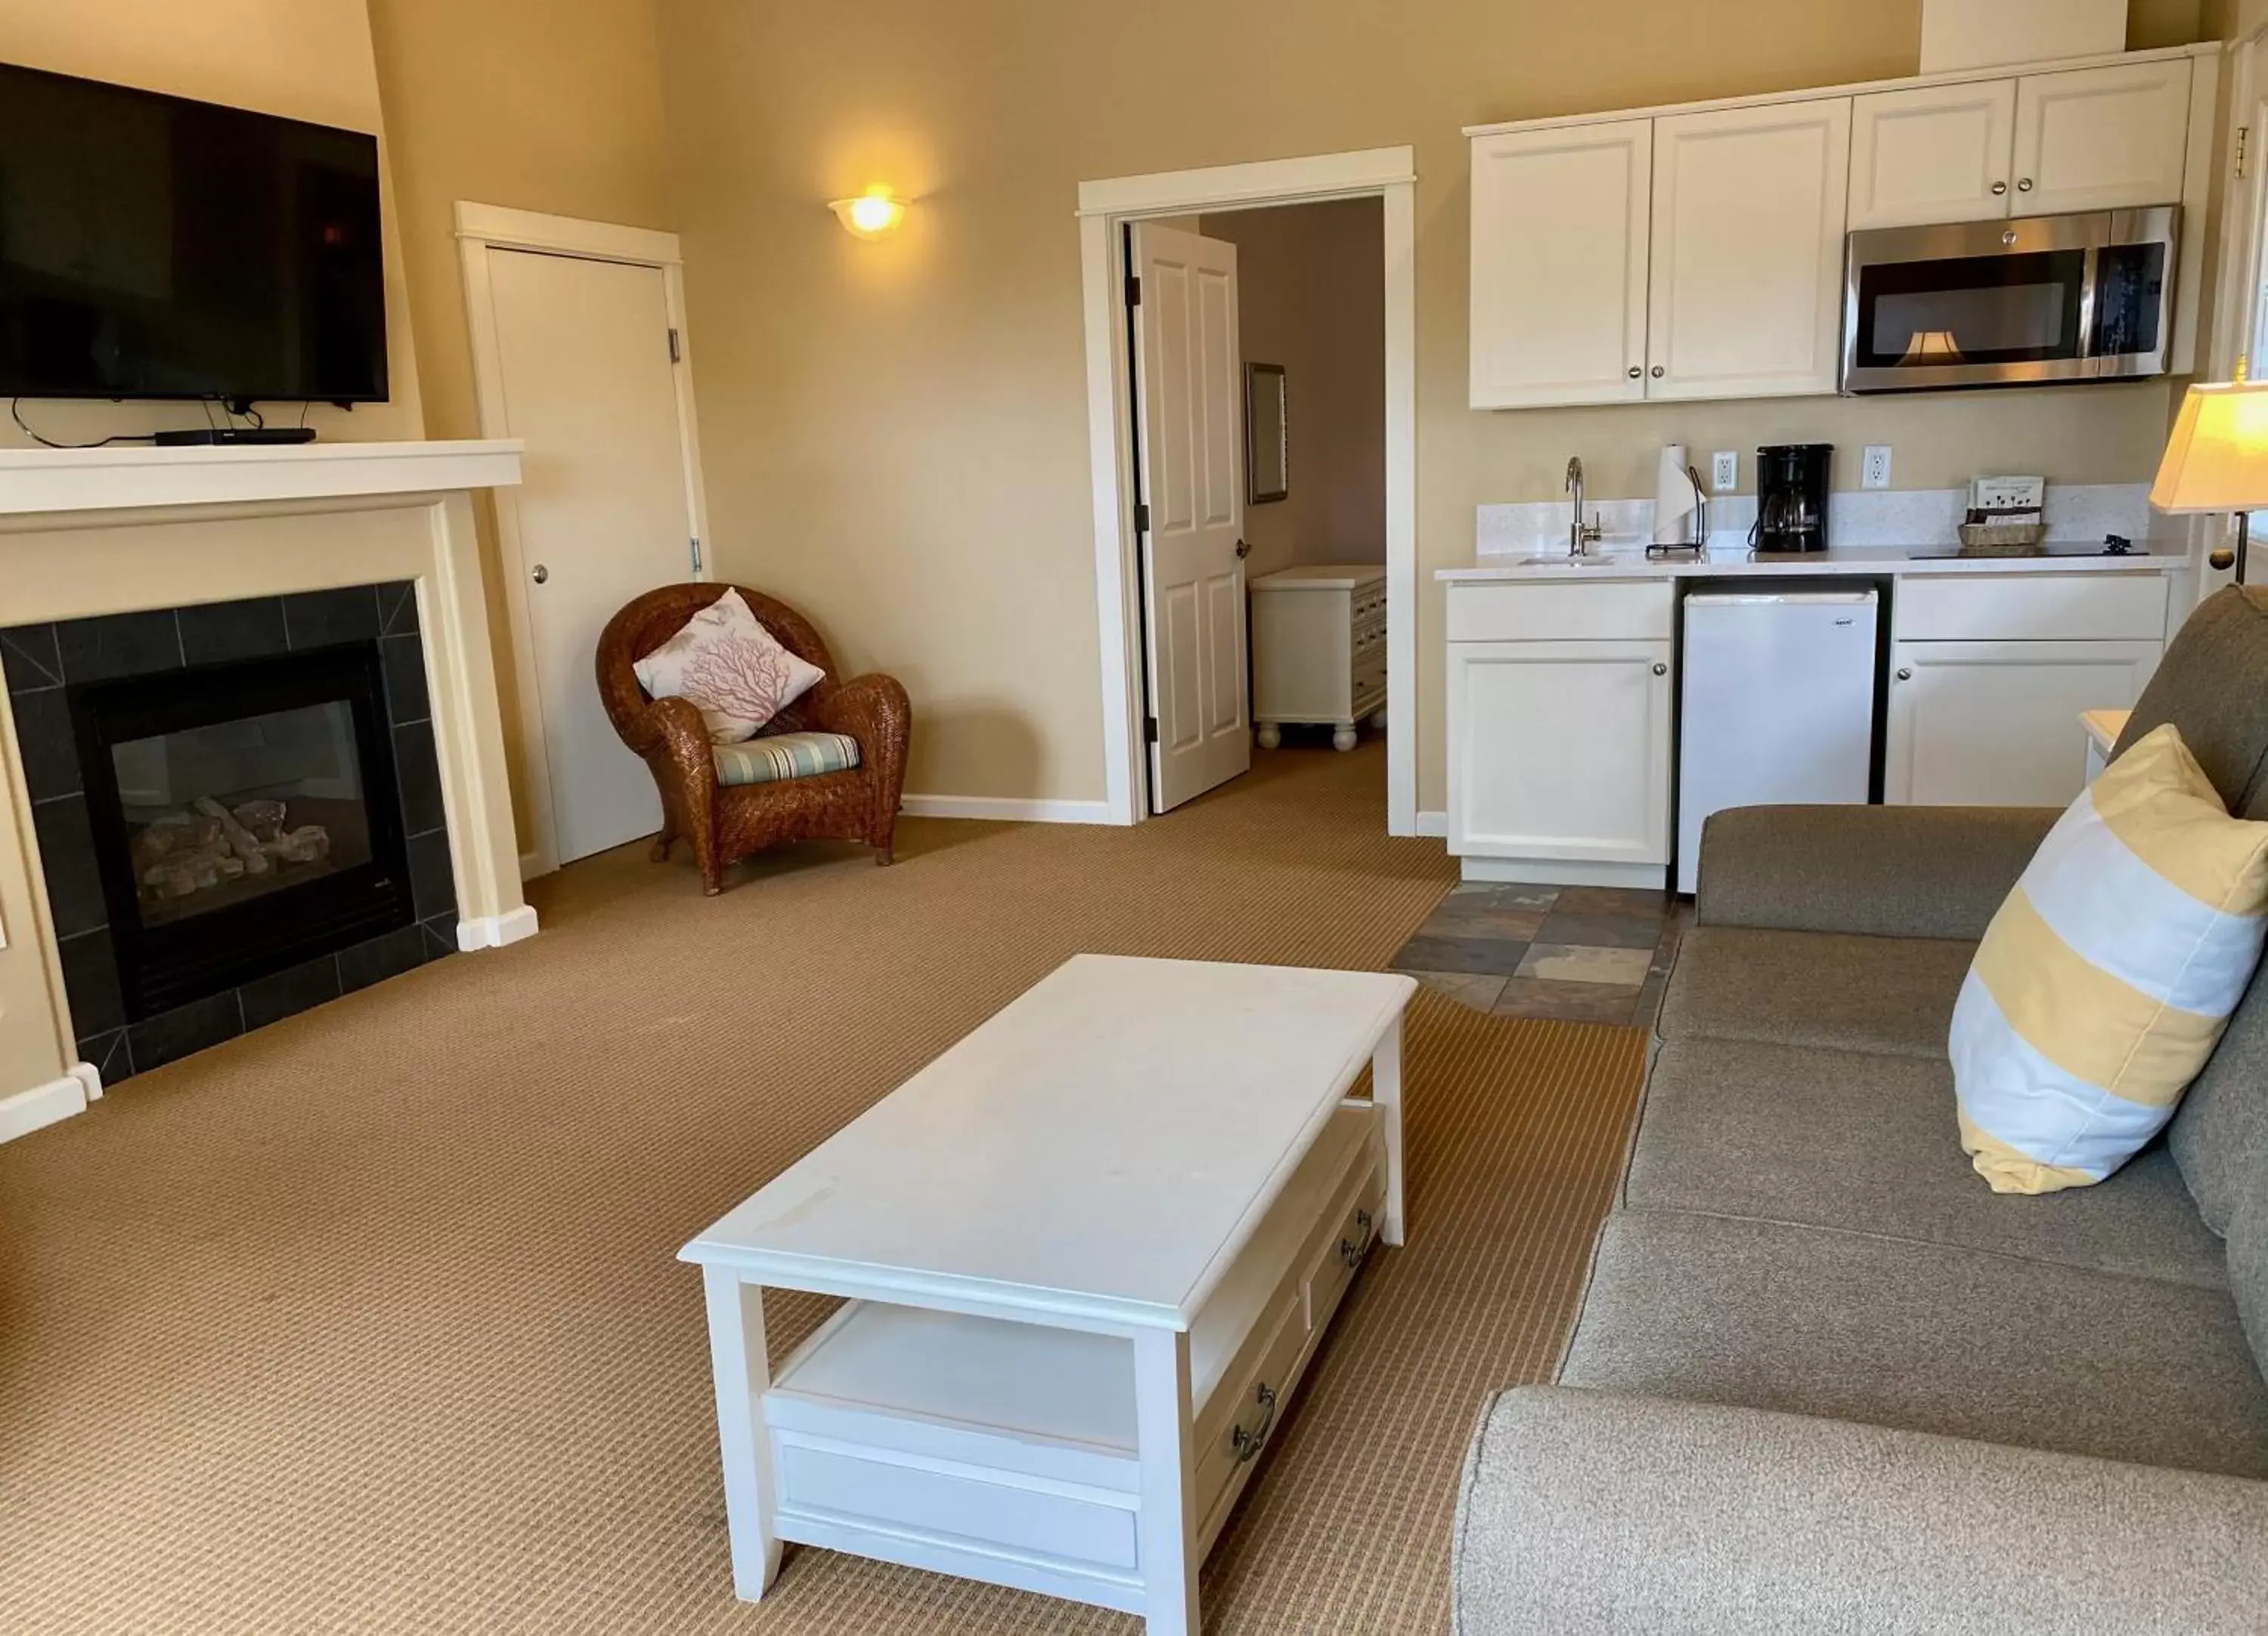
top-left (689, 535), bottom-right (702, 574)
top-left (668, 327), bottom-right (683, 364)
top-left (1125, 273), bottom-right (1142, 308)
top-left (1132, 501), bottom-right (1150, 534)
top-left (1144, 714), bottom-right (1160, 744)
top-left (2240, 127), bottom-right (2252, 180)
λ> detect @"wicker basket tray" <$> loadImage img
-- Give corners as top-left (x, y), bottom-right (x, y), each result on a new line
top-left (1956, 521), bottom-right (2048, 556)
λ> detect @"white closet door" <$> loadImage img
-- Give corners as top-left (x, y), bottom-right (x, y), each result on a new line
top-left (1469, 120), bottom-right (1652, 408)
top-left (1848, 79), bottom-right (2018, 229)
top-left (487, 248), bottom-right (696, 863)
top-left (1648, 98), bottom-right (1851, 401)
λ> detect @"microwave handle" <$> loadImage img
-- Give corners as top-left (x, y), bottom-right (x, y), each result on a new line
top-left (2074, 244), bottom-right (2101, 361)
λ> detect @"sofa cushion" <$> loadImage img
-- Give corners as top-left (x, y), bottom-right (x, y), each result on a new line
top-left (2169, 960), bottom-right (2268, 1238)
top-left (1625, 1037), bottom-right (2227, 1288)
top-left (1558, 1210), bottom-right (2268, 1478)
top-left (2112, 586), bottom-right (2268, 817)
top-left (1656, 925), bottom-right (1972, 1058)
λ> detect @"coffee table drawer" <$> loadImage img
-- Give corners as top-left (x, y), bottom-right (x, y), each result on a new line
top-left (1305, 1160), bottom-right (1387, 1330)
top-left (773, 1434), bottom-right (1141, 1575)
top-left (1194, 1292), bottom-right (1308, 1526)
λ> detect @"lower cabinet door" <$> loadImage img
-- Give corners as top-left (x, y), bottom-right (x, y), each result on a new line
top-left (1447, 639), bottom-right (1674, 862)
top-left (1885, 637), bottom-right (2161, 807)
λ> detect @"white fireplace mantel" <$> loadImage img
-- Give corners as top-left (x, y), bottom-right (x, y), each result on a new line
top-left (0, 438), bottom-right (531, 1146)
top-left (0, 438), bottom-right (524, 519)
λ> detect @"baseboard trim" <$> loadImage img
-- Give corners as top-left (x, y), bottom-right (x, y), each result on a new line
top-left (457, 904), bottom-right (541, 952)
top-left (519, 847), bottom-right (554, 882)
top-left (1458, 857), bottom-right (1667, 889)
top-left (0, 1061), bottom-right (101, 1145)
top-left (900, 794), bottom-right (1120, 826)
top-left (1415, 810), bottom-right (1448, 838)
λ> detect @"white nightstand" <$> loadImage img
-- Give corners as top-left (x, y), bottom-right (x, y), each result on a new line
top-left (2081, 708), bottom-right (2130, 785)
top-left (1250, 564), bottom-right (1387, 751)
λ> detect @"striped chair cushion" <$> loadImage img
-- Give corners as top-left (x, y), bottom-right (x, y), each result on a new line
top-left (1951, 723), bottom-right (2268, 1194)
top-left (712, 731), bottom-right (862, 788)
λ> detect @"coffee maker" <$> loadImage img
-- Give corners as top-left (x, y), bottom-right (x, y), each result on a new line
top-left (1751, 443), bottom-right (1833, 553)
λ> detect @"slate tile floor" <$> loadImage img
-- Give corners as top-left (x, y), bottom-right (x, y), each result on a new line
top-left (1391, 883), bottom-right (1690, 1028)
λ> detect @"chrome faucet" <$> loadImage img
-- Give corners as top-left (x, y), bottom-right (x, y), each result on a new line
top-left (1566, 457), bottom-right (1603, 556)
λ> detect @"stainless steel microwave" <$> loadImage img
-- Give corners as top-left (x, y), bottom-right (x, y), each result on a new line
top-left (1841, 206), bottom-right (2177, 393)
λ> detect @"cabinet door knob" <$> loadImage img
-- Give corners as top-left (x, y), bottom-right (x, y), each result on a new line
top-left (531, 564), bottom-right (549, 584)
top-left (1628, 366), bottom-right (1642, 379)
top-left (1896, 667), bottom-right (1913, 681)
top-left (1652, 661), bottom-right (1668, 677)
top-left (1650, 365), bottom-right (1665, 379)
top-left (2016, 178), bottom-right (2034, 191)
top-left (1991, 181), bottom-right (2008, 196)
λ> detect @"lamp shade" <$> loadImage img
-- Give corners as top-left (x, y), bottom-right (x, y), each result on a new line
top-left (2150, 381), bottom-right (2268, 513)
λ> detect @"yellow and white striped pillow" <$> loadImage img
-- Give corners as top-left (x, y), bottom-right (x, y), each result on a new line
top-left (1952, 723), bottom-right (2268, 1194)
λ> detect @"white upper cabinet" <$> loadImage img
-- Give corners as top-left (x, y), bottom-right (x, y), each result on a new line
top-left (1848, 79), bottom-right (2018, 229)
top-left (1647, 99), bottom-right (1851, 401)
top-left (1469, 121), bottom-right (1652, 409)
top-left (2011, 58), bottom-right (2192, 215)
top-left (1463, 45), bottom-right (2212, 408)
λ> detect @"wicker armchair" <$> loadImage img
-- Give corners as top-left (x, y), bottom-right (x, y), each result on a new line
top-left (596, 584), bottom-right (912, 893)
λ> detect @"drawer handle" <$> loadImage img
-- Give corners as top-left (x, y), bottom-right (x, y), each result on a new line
top-left (1339, 1208), bottom-right (1377, 1269)
top-left (1232, 1382), bottom-right (1279, 1464)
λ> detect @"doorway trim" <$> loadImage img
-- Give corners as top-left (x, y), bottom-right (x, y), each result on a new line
top-left (1077, 147), bottom-right (1418, 831)
top-left (454, 201), bottom-right (711, 879)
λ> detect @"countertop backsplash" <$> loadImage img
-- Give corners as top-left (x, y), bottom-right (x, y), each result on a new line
top-left (1474, 483), bottom-right (2155, 560)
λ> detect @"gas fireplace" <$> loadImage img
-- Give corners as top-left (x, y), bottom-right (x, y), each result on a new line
top-left (73, 643), bottom-right (414, 1021)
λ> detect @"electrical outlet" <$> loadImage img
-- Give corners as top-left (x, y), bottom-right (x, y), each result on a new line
top-left (1711, 451), bottom-right (1737, 492)
top-left (1862, 445), bottom-right (1892, 489)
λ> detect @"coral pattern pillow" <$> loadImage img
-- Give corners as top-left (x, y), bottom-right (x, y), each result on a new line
top-left (1951, 724), bottom-right (2268, 1194)
top-left (633, 590), bottom-right (824, 745)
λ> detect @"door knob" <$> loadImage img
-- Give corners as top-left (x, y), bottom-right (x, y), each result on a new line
top-left (1991, 181), bottom-right (2008, 196)
top-left (1235, 538), bottom-right (1250, 559)
top-left (531, 564), bottom-right (549, 584)
top-left (1896, 667), bottom-right (1913, 681)
top-left (1652, 662), bottom-right (1668, 676)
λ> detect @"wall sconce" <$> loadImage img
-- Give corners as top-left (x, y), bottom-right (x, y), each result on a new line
top-left (829, 187), bottom-right (909, 240)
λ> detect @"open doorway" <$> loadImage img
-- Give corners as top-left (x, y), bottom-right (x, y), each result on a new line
top-left (1077, 148), bottom-right (1418, 833)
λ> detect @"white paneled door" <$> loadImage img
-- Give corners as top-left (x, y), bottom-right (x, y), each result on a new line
top-left (485, 248), bottom-right (699, 864)
top-left (1129, 222), bottom-right (1250, 813)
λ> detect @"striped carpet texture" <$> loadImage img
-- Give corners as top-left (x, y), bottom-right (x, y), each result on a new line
top-left (0, 742), bottom-right (1646, 1634)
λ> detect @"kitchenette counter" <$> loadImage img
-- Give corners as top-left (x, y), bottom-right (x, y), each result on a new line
top-left (1437, 544), bottom-right (2194, 584)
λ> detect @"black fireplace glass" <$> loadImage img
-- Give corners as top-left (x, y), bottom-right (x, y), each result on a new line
top-left (115, 698), bottom-right (376, 928)
top-left (71, 643), bottom-right (414, 1021)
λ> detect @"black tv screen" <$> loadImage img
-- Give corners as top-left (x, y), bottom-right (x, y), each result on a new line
top-left (0, 64), bottom-right (387, 405)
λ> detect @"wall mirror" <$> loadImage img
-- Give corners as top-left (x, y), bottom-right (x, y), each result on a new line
top-left (1245, 362), bottom-right (1288, 504)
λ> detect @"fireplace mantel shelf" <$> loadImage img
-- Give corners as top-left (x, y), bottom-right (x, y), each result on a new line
top-left (0, 439), bottom-right (523, 519)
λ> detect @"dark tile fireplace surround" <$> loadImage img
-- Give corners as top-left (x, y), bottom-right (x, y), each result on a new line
top-left (2, 582), bottom-right (457, 1086)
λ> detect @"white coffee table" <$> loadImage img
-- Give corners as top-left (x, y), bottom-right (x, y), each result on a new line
top-left (680, 954), bottom-right (1416, 1634)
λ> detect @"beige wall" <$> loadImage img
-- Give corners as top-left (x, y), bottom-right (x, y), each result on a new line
top-left (363, 0), bottom-right (677, 849)
top-left (653, 0), bottom-right (2219, 813)
top-left (0, 0), bottom-right (426, 446)
top-left (1200, 199), bottom-right (1386, 582)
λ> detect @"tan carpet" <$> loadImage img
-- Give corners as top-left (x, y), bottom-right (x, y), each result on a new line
top-left (0, 743), bottom-right (1644, 1634)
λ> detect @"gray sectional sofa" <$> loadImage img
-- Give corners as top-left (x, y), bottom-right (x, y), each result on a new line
top-left (1454, 586), bottom-right (2268, 1634)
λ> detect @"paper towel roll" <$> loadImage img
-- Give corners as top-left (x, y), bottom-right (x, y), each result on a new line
top-left (1653, 443), bottom-right (1697, 546)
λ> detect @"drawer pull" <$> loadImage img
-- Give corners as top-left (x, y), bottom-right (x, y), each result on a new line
top-left (1340, 1208), bottom-right (1376, 1269)
top-left (1231, 1383), bottom-right (1279, 1464)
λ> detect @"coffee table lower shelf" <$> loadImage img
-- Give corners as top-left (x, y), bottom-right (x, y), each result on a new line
top-left (757, 1103), bottom-right (1386, 1617)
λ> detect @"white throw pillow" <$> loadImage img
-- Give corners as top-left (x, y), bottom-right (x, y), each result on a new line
top-left (632, 589), bottom-right (824, 745)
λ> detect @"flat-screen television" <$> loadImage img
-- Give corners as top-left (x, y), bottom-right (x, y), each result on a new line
top-left (0, 64), bottom-right (387, 407)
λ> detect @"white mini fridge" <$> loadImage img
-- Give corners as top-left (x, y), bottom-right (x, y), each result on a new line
top-left (1678, 587), bottom-right (1878, 896)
